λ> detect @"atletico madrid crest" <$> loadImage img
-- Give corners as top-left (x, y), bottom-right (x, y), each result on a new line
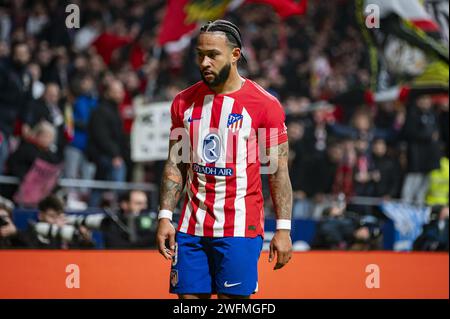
top-left (227, 113), bottom-right (243, 132)
top-left (170, 269), bottom-right (178, 287)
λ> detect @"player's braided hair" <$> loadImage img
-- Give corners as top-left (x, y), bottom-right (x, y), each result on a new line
top-left (200, 20), bottom-right (246, 63)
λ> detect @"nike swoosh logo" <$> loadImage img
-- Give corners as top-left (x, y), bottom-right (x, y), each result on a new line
top-left (224, 281), bottom-right (242, 288)
top-left (188, 117), bottom-right (202, 122)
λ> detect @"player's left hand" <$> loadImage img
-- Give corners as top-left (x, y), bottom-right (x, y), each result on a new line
top-left (269, 230), bottom-right (292, 270)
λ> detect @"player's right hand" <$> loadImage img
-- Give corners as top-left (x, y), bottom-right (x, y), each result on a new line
top-left (269, 229), bottom-right (292, 270)
top-left (156, 218), bottom-right (176, 260)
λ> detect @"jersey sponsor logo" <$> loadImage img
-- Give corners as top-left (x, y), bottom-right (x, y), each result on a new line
top-left (227, 113), bottom-right (243, 132)
top-left (224, 281), bottom-right (242, 288)
top-left (202, 133), bottom-right (221, 163)
top-left (192, 163), bottom-right (233, 176)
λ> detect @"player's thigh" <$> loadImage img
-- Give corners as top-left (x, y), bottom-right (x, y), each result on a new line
top-left (169, 232), bottom-right (213, 295)
top-left (179, 294), bottom-right (211, 299)
top-left (217, 293), bottom-right (250, 299)
top-left (212, 236), bottom-right (263, 297)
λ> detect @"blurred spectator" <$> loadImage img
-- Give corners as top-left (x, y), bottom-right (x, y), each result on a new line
top-left (332, 139), bottom-right (357, 198)
top-left (374, 101), bottom-right (406, 132)
top-left (296, 107), bottom-right (334, 197)
top-left (0, 40), bottom-right (9, 58)
top-left (371, 138), bottom-right (401, 199)
top-left (1, 121), bottom-right (57, 200)
top-left (64, 74), bottom-right (98, 202)
top-left (413, 205), bottom-right (449, 251)
top-left (22, 83), bottom-right (67, 163)
top-left (7, 121), bottom-right (57, 179)
top-left (28, 62), bottom-right (45, 99)
top-left (311, 142), bottom-right (344, 220)
top-left (87, 79), bottom-right (127, 206)
top-left (118, 70), bottom-right (143, 182)
top-left (0, 7), bottom-right (12, 42)
top-left (0, 41), bottom-right (33, 175)
top-left (0, 196), bottom-right (18, 248)
top-left (102, 190), bottom-right (157, 249)
top-left (38, 2), bottom-right (71, 48)
top-left (289, 107), bottom-right (342, 219)
top-left (353, 138), bottom-right (374, 198)
top-left (375, 102), bottom-right (397, 129)
top-left (287, 119), bottom-right (307, 217)
top-left (329, 107), bottom-right (395, 144)
top-left (436, 95), bottom-right (449, 157)
top-left (401, 95), bottom-right (442, 204)
top-left (74, 16), bottom-right (102, 52)
top-left (14, 195), bottom-right (94, 249)
top-left (26, 2), bottom-right (48, 37)
top-left (426, 157), bottom-right (449, 206)
top-left (42, 47), bottom-right (71, 94)
top-left (92, 17), bottom-right (132, 67)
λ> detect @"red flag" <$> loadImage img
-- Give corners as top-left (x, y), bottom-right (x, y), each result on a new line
top-left (247, 0), bottom-right (307, 18)
top-left (157, 0), bottom-right (307, 46)
top-left (157, 0), bottom-right (197, 46)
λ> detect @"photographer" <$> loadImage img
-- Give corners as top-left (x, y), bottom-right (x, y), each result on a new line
top-left (350, 215), bottom-right (383, 251)
top-left (312, 198), bottom-right (382, 250)
top-left (101, 190), bottom-right (158, 249)
top-left (0, 196), bottom-right (18, 248)
top-left (16, 195), bottom-right (94, 249)
top-left (311, 200), bottom-right (356, 250)
top-left (413, 205), bottom-right (449, 251)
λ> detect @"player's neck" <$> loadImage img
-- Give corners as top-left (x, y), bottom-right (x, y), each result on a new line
top-left (210, 69), bottom-right (244, 95)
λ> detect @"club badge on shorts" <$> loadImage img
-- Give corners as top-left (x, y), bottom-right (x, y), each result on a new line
top-left (170, 269), bottom-right (178, 287)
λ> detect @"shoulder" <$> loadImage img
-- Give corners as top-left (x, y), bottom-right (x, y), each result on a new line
top-left (247, 80), bottom-right (280, 102)
top-left (246, 79), bottom-right (283, 110)
top-left (247, 80), bottom-right (285, 117)
top-left (171, 81), bottom-right (207, 114)
top-left (174, 81), bottom-right (206, 104)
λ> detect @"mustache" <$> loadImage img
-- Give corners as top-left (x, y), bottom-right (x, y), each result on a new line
top-left (200, 63), bottom-right (231, 87)
top-left (202, 69), bottom-right (215, 75)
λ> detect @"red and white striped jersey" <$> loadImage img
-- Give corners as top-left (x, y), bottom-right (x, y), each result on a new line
top-left (170, 79), bottom-right (288, 238)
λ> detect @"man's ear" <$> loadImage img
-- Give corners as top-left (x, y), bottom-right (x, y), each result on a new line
top-left (231, 47), bottom-right (241, 64)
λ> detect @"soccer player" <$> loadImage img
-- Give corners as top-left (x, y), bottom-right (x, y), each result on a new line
top-left (156, 20), bottom-right (293, 299)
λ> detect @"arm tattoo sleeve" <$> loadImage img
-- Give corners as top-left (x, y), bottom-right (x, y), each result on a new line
top-left (267, 141), bottom-right (293, 220)
top-left (159, 140), bottom-right (187, 211)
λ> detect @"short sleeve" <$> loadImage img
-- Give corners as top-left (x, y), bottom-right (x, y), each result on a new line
top-left (170, 94), bottom-right (183, 132)
top-left (263, 99), bottom-right (288, 148)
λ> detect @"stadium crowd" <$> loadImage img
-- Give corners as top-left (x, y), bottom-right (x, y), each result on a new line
top-left (0, 0), bottom-right (448, 250)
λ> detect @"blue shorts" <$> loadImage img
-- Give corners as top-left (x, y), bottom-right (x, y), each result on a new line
top-left (169, 232), bottom-right (263, 296)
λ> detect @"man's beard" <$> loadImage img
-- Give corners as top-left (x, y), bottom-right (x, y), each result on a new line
top-left (200, 63), bottom-right (231, 88)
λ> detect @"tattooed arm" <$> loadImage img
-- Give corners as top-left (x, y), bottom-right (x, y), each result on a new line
top-left (267, 141), bottom-right (293, 270)
top-left (159, 139), bottom-right (188, 211)
top-left (268, 141), bottom-right (293, 221)
top-left (157, 139), bottom-right (187, 260)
